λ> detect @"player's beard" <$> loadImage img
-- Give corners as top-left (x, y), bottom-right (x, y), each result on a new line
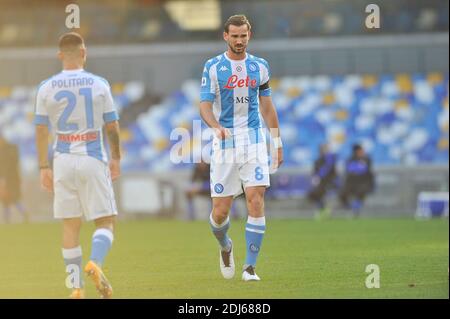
top-left (229, 43), bottom-right (246, 55)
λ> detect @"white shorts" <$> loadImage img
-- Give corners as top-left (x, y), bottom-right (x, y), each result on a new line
top-left (210, 142), bottom-right (270, 198)
top-left (53, 153), bottom-right (118, 221)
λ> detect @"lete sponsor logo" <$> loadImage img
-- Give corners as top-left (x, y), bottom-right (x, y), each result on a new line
top-left (224, 75), bottom-right (257, 89)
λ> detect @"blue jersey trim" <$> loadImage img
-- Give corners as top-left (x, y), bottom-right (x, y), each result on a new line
top-left (86, 136), bottom-right (104, 162)
top-left (34, 115), bottom-right (50, 126)
top-left (200, 93), bottom-right (215, 103)
top-left (248, 128), bottom-right (263, 144)
top-left (103, 111), bottom-right (119, 123)
top-left (55, 140), bottom-right (71, 153)
top-left (221, 138), bottom-right (235, 149)
top-left (200, 55), bottom-right (222, 103)
top-left (246, 59), bottom-right (261, 129)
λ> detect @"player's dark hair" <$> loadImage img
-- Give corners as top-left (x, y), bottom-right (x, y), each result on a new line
top-left (58, 32), bottom-right (84, 52)
top-left (224, 15), bottom-right (251, 33)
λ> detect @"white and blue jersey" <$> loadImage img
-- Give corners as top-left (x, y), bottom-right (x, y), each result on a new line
top-left (200, 52), bottom-right (271, 148)
top-left (201, 53), bottom-right (272, 197)
top-left (34, 69), bottom-right (119, 163)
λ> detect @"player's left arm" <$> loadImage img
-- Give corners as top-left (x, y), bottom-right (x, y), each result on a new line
top-left (105, 121), bottom-right (121, 181)
top-left (102, 82), bottom-right (122, 181)
top-left (259, 95), bottom-right (284, 169)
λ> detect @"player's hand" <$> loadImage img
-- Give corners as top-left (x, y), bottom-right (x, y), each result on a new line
top-left (109, 159), bottom-right (121, 181)
top-left (214, 126), bottom-right (231, 140)
top-left (271, 147), bottom-right (284, 171)
top-left (40, 168), bottom-right (53, 193)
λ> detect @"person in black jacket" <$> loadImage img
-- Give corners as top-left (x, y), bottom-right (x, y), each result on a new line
top-left (339, 144), bottom-right (375, 218)
top-left (0, 136), bottom-right (28, 223)
top-left (185, 160), bottom-right (211, 220)
top-left (308, 144), bottom-right (338, 220)
top-left (185, 159), bottom-right (240, 221)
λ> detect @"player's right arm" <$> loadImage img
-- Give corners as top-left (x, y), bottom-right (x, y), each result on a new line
top-left (34, 83), bottom-right (53, 192)
top-left (199, 61), bottom-right (230, 140)
top-left (199, 101), bottom-right (230, 140)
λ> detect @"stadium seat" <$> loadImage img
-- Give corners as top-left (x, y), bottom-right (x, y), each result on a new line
top-left (0, 72), bottom-right (448, 173)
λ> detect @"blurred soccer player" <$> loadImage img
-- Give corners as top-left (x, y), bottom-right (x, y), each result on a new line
top-left (307, 143), bottom-right (338, 220)
top-left (185, 160), bottom-right (240, 220)
top-left (0, 136), bottom-right (28, 223)
top-left (34, 32), bottom-right (121, 298)
top-left (339, 144), bottom-right (375, 218)
top-left (200, 15), bottom-right (283, 281)
top-left (185, 160), bottom-right (211, 220)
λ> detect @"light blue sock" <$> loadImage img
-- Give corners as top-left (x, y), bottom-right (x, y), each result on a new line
top-left (90, 229), bottom-right (114, 266)
top-left (209, 214), bottom-right (232, 251)
top-left (62, 246), bottom-right (83, 289)
top-left (245, 216), bottom-right (266, 268)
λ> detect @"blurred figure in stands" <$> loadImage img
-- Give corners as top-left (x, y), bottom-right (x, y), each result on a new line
top-left (307, 143), bottom-right (338, 220)
top-left (186, 160), bottom-right (211, 220)
top-left (0, 136), bottom-right (28, 223)
top-left (339, 144), bottom-right (375, 218)
top-left (186, 160), bottom-right (240, 220)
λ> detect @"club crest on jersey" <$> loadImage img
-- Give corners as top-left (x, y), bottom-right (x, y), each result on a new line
top-left (248, 62), bottom-right (258, 72)
top-left (224, 75), bottom-right (257, 89)
top-left (214, 183), bottom-right (224, 194)
top-left (236, 65), bottom-right (243, 72)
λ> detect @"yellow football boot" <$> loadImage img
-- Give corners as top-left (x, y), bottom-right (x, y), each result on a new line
top-left (84, 261), bottom-right (113, 299)
top-left (69, 288), bottom-right (85, 299)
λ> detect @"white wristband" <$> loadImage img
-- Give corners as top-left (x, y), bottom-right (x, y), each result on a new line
top-left (272, 137), bottom-right (283, 149)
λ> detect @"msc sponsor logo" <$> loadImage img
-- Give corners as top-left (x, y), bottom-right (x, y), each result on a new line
top-left (227, 96), bottom-right (257, 104)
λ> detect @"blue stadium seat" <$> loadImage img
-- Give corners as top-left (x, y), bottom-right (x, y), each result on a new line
top-left (0, 73), bottom-right (448, 173)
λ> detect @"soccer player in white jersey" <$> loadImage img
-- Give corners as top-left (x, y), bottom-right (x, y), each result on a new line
top-left (34, 33), bottom-right (121, 298)
top-left (200, 15), bottom-right (283, 281)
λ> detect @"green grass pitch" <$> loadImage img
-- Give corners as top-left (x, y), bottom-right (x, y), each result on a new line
top-left (0, 218), bottom-right (448, 298)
